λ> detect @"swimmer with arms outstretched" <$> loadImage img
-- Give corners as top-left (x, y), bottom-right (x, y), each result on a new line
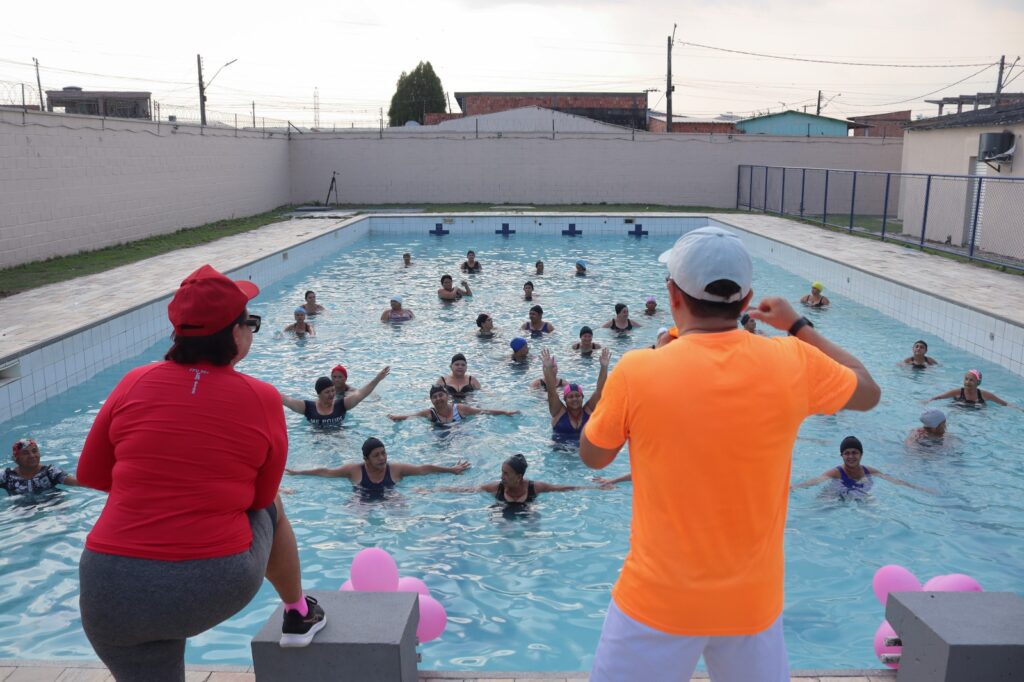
top-left (387, 385), bottom-right (518, 425)
top-left (433, 454), bottom-right (596, 503)
top-left (791, 436), bottom-right (935, 494)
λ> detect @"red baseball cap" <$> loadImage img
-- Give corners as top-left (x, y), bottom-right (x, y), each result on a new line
top-left (168, 265), bottom-right (259, 337)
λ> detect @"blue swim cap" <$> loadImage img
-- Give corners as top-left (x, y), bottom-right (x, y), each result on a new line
top-left (576, 259), bottom-right (587, 269)
top-left (294, 307), bottom-right (307, 315)
top-left (510, 337), bottom-right (527, 352)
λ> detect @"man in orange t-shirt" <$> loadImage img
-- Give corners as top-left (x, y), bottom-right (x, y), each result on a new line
top-left (581, 226), bottom-right (880, 682)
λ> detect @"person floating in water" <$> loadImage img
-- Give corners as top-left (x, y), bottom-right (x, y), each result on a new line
top-left (541, 347), bottom-right (610, 439)
top-left (903, 340), bottom-right (938, 368)
top-left (387, 385), bottom-right (519, 425)
top-left (791, 436), bottom-right (934, 494)
top-left (511, 337), bottom-right (530, 362)
top-left (438, 274), bottom-right (472, 301)
top-left (282, 367), bottom-right (390, 426)
top-left (403, 252), bottom-right (413, 267)
top-left (284, 308), bottom-right (315, 336)
top-left (908, 408), bottom-right (948, 444)
top-left (523, 305), bottom-right (555, 336)
top-left (460, 250), bottom-right (482, 273)
top-left (434, 454), bottom-right (595, 505)
top-left (435, 353), bottom-right (481, 398)
top-left (928, 369), bottom-right (1010, 407)
top-left (572, 326), bottom-right (602, 356)
top-left (285, 437), bottom-right (470, 493)
top-left (3, 438), bottom-right (78, 495)
top-left (643, 296), bottom-right (658, 316)
top-left (380, 296), bottom-right (414, 322)
top-left (523, 281), bottom-right (535, 301)
top-left (602, 303), bottom-right (640, 333)
top-left (575, 259), bottom-right (588, 277)
top-left (800, 281), bottom-right (830, 308)
top-left (535, 260), bottom-right (545, 275)
top-left (302, 290), bottom-right (325, 315)
top-left (740, 312), bottom-right (763, 335)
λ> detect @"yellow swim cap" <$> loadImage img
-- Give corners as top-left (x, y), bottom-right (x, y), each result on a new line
top-left (811, 281), bottom-right (824, 292)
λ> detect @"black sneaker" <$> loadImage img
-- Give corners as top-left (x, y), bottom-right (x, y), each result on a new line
top-left (280, 596), bottom-right (327, 647)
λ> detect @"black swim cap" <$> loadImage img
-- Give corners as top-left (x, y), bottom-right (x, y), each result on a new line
top-left (740, 313), bottom-right (751, 325)
top-left (580, 325), bottom-right (593, 337)
top-left (505, 453), bottom-right (528, 475)
top-left (615, 303), bottom-right (627, 315)
top-left (530, 305), bottom-right (543, 315)
top-left (429, 384), bottom-right (447, 397)
top-left (314, 376), bottom-right (333, 394)
top-left (840, 436), bottom-right (863, 453)
top-left (362, 437), bottom-right (385, 458)
top-left (476, 313), bottom-right (490, 327)
top-left (451, 353), bottom-right (467, 365)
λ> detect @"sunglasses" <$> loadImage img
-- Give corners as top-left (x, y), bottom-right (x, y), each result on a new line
top-left (243, 314), bottom-right (262, 333)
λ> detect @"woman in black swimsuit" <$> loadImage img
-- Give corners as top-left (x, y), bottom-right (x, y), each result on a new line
top-left (800, 282), bottom-right (830, 307)
top-left (601, 303), bottom-right (640, 333)
top-left (928, 369), bottom-right (1010, 406)
top-left (435, 454), bottom-right (594, 504)
top-left (460, 250), bottom-right (482, 273)
top-left (903, 340), bottom-right (938, 368)
top-left (436, 353), bottom-right (481, 397)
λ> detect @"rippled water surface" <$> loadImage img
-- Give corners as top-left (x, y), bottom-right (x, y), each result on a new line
top-left (2, 229), bottom-right (1023, 671)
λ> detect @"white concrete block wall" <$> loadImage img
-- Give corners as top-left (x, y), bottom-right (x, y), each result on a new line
top-left (288, 132), bottom-right (903, 208)
top-left (0, 110), bottom-right (291, 268)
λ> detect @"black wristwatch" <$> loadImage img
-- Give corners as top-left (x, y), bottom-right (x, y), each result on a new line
top-left (788, 316), bottom-right (815, 336)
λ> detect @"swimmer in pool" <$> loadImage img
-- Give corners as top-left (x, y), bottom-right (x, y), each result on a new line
top-left (3, 438), bottom-right (79, 496)
top-left (800, 281), bottom-right (830, 307)
top-left (283, 308), bottom-right (315, 336)
top-left (523, 281), bottom-right (535, 301)
top-left (907, 408), bottom-right (948, 444)
top-left (575, 259), bottom-right (587, 276)
top-left (602, 303), bottom-right (640, 332)
top-left (435, 353), bottom-right (481, 398)
top-left (592, 473), bottom-right (631, 487)
top-left (522, 305), bottom-right (554, 335)
top-left (403, 252), bottom-right (413, 267)
top-left (434, 454), bottom-right (595, 503)
top-left (281, 367), bottom-right (390, 425)
top-left (927, 369), bottom-right (1010, 406)
top-left (510, 337), bottom-right (529, 362)
top-left (438, 274), bottom-right (472, 301)
top-left (387, 385), bottom-right (518, 425)
top-left (791, 436), bottom-right (935, 494)
top-left (572, 326), bottom-right (602, 355)
top-left (476, 313), bottom-right (495, 338)
top-left (286, 437), bottom-right (470, 491)
top-left (541, 347), bottom-right (610, 439)
top-left (535, 260), bottom-right (544, 276)
top-left (380, 296), bottom-right (414, 322)
top-left (740, 313), bottom-right (762, 335)
top-left (460, 250), bottom-right (482, 273)
top-left (903, 340), bottom-right (938, 368)
top-left (643, 296), bottom-right (658, 316)
top-left (330, 364), bottom-right (354, 395)
top-left (302, 290), bottom-right (325, 315)
top-left (530, 353), bottom-right (568, 390)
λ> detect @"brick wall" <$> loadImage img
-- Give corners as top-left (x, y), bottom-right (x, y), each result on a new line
top-left (424, 112), bottom-right (464, 125)
top-left (648, 118), bottom-right (738, 134)
top-left (460, 94), bottom-right (644, 115)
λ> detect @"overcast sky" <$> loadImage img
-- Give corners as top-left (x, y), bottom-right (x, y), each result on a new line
top-left (1, 0), bottom-right (1021, 127)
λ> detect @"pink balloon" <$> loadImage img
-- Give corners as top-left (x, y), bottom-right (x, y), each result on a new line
top-left (873, 620), bottom-right (900, 670)
top-left (350, 548), bottom-right (399, 592)
top-left (872, 564), bottom-right (921, 606)
top-left (416, 594), bottom-right (447, 643)
top-left (923, 573), bottom-right (983, 592)
top-left (397, 576), bottom-right (430, 596)
top-left (339, 579), bottom-right (354, 591)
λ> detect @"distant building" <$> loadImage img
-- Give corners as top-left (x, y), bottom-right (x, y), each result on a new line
top-left (45, 86), bottom-right (151, 119)
top-left (423, 112), bottom-right (464, 125)
top-left (923, 92), bottom-right (1024, 117)
top-left (453, 92), bottom-right (647, 129)
top-left (735, 111), bottom-right (866, 137)
top-left (647, 112), bottom-right (739, 134)
top-left (849, 110), bottom-right (911, 138)
top-left (426, 106), bottom-right (628, 133)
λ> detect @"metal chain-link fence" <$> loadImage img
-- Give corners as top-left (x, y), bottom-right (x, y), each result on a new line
top-left (738, 164), bottom-right (1024, 272)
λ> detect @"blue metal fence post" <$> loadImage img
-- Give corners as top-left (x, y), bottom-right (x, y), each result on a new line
top-left (822, 170), bottom-right (830, 225)
top-left (880, 173), bottom-right (891, 241)
top-left (800, 168), bottom-right (806, 218)
top-left (762, 167), bottom-right (769, 211)
top-left (968, 176), bottom-right (984, 260)
top-left (848, 171), bottom-right (858, 232)
top-left (780, 168), bottom-right (786, 215)
top-left (748, 165), bottom-right (754, 211)
top-left (919, 175), bottom-right (932, 250)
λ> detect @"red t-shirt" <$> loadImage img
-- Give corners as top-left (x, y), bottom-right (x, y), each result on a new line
top-left (78, 361), bottom-right (287, 561)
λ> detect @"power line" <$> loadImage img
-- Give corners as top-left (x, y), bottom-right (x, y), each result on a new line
top-left (839, 62), bottom-right (997, 107)
top-left (676, 40), bottom-right (996, 68)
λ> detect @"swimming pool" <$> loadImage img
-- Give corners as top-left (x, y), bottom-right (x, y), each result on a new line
top-left (1, 227), bottom-right (1022, 672)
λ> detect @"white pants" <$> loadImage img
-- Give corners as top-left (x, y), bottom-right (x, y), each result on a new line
top-left (590, 598), bottom-right (789, 682)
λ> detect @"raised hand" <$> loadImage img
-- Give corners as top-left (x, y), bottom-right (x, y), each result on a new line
top-left (747, 297), bottom-right (801, 332)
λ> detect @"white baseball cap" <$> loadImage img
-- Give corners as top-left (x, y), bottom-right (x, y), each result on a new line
top-left (658, 226), bottom-right (752, 303)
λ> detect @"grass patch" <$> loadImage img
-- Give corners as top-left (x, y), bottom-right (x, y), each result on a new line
top-left (0, 206), bottom-right (296, 297)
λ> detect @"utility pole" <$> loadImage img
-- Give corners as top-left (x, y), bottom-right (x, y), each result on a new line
top-left (197, 54), bottom-right (207, 126)
top-left (816, 90), bottom-right (822, 116)
top-left (252, 101), bottom-right (256, 127)
top-left (996, 55), bottom-right (1005, 95)
top-left (33, 58), bottom-right (44, 110)
top-left (666, 24), bottom-right (677, 133)
top-left (314, 87), bottom-right (320, 130)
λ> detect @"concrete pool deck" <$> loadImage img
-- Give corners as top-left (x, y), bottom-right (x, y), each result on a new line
top-left (0, 660), bottom-right (898, 680)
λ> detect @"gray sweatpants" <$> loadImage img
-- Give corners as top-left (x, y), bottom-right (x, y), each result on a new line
top-left (79, 506), bottom-right (276, 682)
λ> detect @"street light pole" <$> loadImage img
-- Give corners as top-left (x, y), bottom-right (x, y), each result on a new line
top-left (197, 55), bottom-right (237, 127)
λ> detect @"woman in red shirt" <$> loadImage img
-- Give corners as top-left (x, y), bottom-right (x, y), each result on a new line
top-left (77, 265), bottom-right (326, 681)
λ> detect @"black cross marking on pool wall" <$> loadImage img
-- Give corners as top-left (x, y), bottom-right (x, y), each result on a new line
top-left (495, 223), bottom-right (515, 236)
top-left (562, 223), bottom-right (582, 236)
top-left (628, 224), bottom-right (648, 237)
top-left (429, 223), bottom-right (449, 236)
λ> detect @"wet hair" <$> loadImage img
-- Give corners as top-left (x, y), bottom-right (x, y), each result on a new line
top-left (530, 305), bottom-right (543, 316)
top-left (315, 377), bottom-right (333, 394)
top-left (467, 250), bottom-right (476, 257)
top-left (676, 280), bottom-right (745, 321)
top-left (505, 453), bottom-right (528, 476)
top-left (450, 353), bottom-right (467, 365)
top-left (304, 290), bottom-right (315, 301)
top-left (476, 313), bottom-right (490, 328)
top-left (362, 437), bottom-right (385, 458)
top-left (614, 303), bottom-right (627, 315)
top-left (524, 281), bottom-right (534, 289)
top-left (403, 252), bottom-right (411, 258)
top-left (429, 384), bottom-right (447, 397)
top-left (579, 326), bottom-right (593, 337)
top-left (915, 340), bottom-right (928, 351)
top-left (165, 310), bottom-right (246, 366)
top-left (440, 274), bottom-right (453, 284)
top-left (840, 436), bottom-right (863, 454)
top-left (535, 260), bottom-right (543, 267)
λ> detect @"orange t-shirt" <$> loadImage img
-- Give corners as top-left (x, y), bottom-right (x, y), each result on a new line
top-left (584, 329), bottom-right (856, 635)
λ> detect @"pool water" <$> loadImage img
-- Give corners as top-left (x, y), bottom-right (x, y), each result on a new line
top-left (2, 229), bottom-right (1022, 671)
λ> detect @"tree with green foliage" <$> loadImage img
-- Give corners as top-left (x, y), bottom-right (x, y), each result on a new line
top-left (387, 62), bottom-right (446, 127)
